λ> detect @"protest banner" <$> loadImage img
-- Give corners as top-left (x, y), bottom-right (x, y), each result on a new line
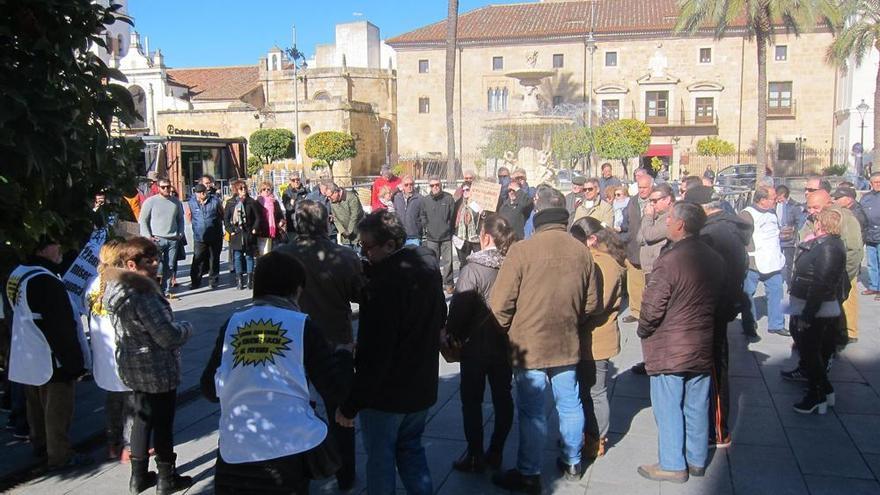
top-left (469, 180), bottom-right (501, 213)
top-left (62, 228), bottom-right (107, 316)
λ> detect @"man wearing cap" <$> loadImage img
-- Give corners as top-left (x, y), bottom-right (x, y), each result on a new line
top-left (565, 176), bottom-right (586, 225)
top-left (371, 165), bottom-right (401, 211)
top-left (282, 174), bottom-right (309, 240)
top-left (834, 186), bottom-right (868, 238)
top-left (186, 183), bottom-right (224, 289)
top-left (686, 185), bottom-right (751, 448)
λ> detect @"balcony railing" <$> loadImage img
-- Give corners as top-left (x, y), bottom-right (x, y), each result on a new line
top-left (626, 111), bottom-right (719, 127)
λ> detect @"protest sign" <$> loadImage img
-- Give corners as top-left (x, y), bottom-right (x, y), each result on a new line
top-left (62, 228), bottom-right (107, 316)
top-left (469, 180), bottom-right (501, 213)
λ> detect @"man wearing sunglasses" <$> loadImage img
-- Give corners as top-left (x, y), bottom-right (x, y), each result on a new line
top-left (138, 178), bottom-right (185, 297)
top-left (571, 178), bottom-right (613, 227)
top-left (281, 174), bottom-right (309, 240)
top-left (420, 176), bottom-right (456, 293)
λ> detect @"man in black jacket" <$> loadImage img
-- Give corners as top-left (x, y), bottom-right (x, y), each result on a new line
top-left (420, 175), bottom-right (456, 292)
top-left (336, 211), bottom-right (446, 495)
top-left (6, 239), bottom-right (91, 469)
top-left (686, 185), bottom-right (753, 448)
top-left (281, 174), bottom-right (309, 240)
top-left (392, 175), bottom-right (424, 245)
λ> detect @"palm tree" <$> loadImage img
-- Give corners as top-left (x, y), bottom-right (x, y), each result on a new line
top-left (445, 0), bottom-right (459, 184)
top-left (676, 0), bottom-right (840, 183)
top-left (828, 0), bottom-right (880, 167)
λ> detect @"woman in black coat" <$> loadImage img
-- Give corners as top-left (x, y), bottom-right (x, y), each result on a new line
top-left (224, 180), bottom-right (263, 290)
top-left (445, 214), bottom-right (517, 472)
top-left (788, 208), bottom-right (847, 415)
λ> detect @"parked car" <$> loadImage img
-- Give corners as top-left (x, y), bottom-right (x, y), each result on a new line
top-left (557, 168), bottom-right (586, 188)
top-left (716, 163), bottom-right (757, 189)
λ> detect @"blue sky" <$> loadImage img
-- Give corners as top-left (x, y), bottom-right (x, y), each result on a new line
top-left (127, 0), bottom-right (524, 68)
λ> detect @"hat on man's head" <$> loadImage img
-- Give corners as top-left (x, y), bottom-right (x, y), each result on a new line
top-left (833, 186), bottom-right (856, 200)
top-left (193, 184), bottom-right (207, 193)
top-left (572, 176), bottom-right (587, 186)
top-left (684, 185), bottom-right (715, 205)
top-left (146, 171), bottom-right (159, 182)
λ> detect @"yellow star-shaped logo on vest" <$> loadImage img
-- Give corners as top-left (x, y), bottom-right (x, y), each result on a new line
top-left (230, 318), bottom-right (292, 368)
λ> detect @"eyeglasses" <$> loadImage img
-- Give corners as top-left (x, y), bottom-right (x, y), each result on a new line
top-left (513, 176), bottom-right (525, 182)
top-left (261, 188), bottom-right (271, 192)
top-left (429, 183), bottom-right (441, 188)
top-left (584, 187), bottom-right (596, 192)
top-left (159, 185), bottom-right (171, 190)
top-left (615, 193), bottom-right (625, 198)
top-left (291, 178), bottom-right (301, 182)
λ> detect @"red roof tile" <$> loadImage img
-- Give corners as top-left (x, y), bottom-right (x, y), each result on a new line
top-left (386, 0), bottom-right (722, 46)
top-left (166, 65), bottom-right (260, 101)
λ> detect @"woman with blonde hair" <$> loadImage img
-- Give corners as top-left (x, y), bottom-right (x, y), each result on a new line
top-left (256, 181), bottom-right (285, 255)
top-left (610, 186), bottom-right (630, 231)
top-left (787, 209), bottom-right (847, 415)
top-left (85, 239), bottom-right (137, 463)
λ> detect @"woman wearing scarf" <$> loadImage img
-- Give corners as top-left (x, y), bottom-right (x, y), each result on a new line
top-left (224, 181), bottom-right (263, 290)
top-left (256, 181), bottom-right (285, 255)
top-left (375, 185), bottom-right (396, 212)
top-left (454, 185), bottom-right (481, 267)
top-left (446, 214), bottom-right (517, 472)
top-left (570, 217), bottom-right (626, 459)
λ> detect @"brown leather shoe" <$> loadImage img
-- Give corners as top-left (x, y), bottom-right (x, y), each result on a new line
top-left (637, 463), bottom-right (688, 483)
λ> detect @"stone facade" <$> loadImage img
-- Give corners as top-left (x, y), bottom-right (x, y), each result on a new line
top-left (390, 11), bottom-right (840, 178)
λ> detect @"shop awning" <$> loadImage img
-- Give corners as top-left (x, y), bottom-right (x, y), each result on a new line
top-left (644, 144), bottom-right (673, 157)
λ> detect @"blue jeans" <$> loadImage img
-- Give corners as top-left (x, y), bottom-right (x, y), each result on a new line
top-left (232, 250), bottom-right (254, 274)
top-left (360, 409), bottom-right (432, 495)
top-left (405, 238), bottom-right (421, 247)
top-left (744, 270), bottom-right (785, 330)
top-left (513, 365), bottom-right (584, 475)
top-left (867, 244), bottom-right (880, 291)
top-left (155, 237), bottom-right (178, 293)
top-left (650, 373), bottom-right (710, 471)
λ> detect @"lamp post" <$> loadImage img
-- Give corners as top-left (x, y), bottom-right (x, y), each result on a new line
top-left (584, 33), bottom-right (596, 175)
top-left (856, 99), bottom-right (870, 177)
top-left (288, 27), bottom-right (308, 165)
top-left (795, 136), bottom-right (807, 176)
top-left (381, 121), bottom-right (391, 169)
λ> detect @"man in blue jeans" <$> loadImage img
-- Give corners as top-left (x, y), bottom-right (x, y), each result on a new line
top-left (860, 173), bottom-right (880, 297)
top-left (740, 186), bottom-right (787, 336)
top-left (336, 211), bottom-right (446, 495)
top-left (637, 202), bottom-right (725, 483)
top-left (489, 187), bottom-right (599, 493)
top-left (138, 178), bottom-right (184, 297)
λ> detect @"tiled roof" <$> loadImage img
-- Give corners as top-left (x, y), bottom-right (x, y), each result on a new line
top-left (386, 0), bottom-right (721, 46)
top-left (166, 65), bottom-right (260, 101)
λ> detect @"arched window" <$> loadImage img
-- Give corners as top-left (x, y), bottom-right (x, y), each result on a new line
top-left (313, 91), bottom-right (330, 101)
top-left (128, 85), bottom-right (147, 128)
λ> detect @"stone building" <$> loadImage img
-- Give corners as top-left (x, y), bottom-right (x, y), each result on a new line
top-left (110, 19), bottom-right (397, 192)
top-left (386, 0), bottom-right (843, 178)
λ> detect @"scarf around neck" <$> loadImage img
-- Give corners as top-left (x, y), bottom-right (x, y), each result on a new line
top-left (259, 194), bottom-right (277, 238)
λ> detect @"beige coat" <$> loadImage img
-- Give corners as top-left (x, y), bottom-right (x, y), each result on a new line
top-left (490, 219), bottom-right (599, 369)
top-left (637, 210), bottom-right (670, 274)
top-left (581, 249), bottom-right (624, 361)
top-left (572, 199), bottom-right (614, 228)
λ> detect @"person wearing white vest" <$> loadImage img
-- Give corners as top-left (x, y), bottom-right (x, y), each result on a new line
top-left (84, 240), bottom-right (136, 463)
top-left (740, 186), bottom-right (787, 336)
top-left (201, 251), bottom-right (354, 494)
top-left (5, 238), bottom-right (92, 469)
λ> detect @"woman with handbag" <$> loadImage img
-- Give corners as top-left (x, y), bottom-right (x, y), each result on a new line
top-left (445, 213), bottom-right (517, 473)
top-left (224, 181), bottom-right (263, 290)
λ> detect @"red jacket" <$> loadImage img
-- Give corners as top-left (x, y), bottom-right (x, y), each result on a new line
top-left (371, 176), bottom-right (401, 210)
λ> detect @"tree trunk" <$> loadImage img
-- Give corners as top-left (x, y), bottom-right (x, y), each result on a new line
top-left (874, 42), bottom-right (880, 171)
top-left (755, 24), bottom-right (769, 185)
top-left (445, 0), bottom-right (459, 185)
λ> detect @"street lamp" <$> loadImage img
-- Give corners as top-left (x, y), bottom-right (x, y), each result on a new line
top-left (584, 33), bottom-right (596, 175)
top-left (857, 99), bottom-right (870, 163)
top-left (381, 121), bottom-right (391, 169)
top-left (795, 136), bottom-right (807, 176)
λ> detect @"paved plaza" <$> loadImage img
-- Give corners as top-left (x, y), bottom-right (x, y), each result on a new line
top-left (3, 246), bottom-right (880, 495)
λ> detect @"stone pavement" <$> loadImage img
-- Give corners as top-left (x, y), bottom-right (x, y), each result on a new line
top-left (3, 252), bottom-right (880, 494)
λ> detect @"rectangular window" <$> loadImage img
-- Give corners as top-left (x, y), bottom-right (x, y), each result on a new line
top-left (601, 100), bottom-right (620, 121)
top-left (552, 96), bottom-right (563, 107)
top-left (778, 142), bottom-right (797, 161)
top-left (492, 56), bottom-right (504, 71)
top-left (645, 91), bottom-right (669, 124)
top-left (418, 97), bottom-right (430, 114)
top-left (699, 47), bottom-right (712, 64)
top-left (775, 45), bottom-right (788, 61)
top-left (605, 51), bottom-right (617, 67)
top-left (418, 59), bottom-right (429, 73)
top-left (769, 81), bottom-right (792, 114)
top-left (553, 53), bottom-right (564, 68)
top-left (695, 97), bottom-right (714, 123)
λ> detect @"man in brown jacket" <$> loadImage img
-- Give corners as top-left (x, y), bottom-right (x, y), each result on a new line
top-left (637, 202), bottom-right (725, 484)
top-left (490, 186), bottom-right (599, 493)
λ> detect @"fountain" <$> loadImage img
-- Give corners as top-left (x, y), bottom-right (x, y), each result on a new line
top-left (484, 51), bottom-right (576, 185)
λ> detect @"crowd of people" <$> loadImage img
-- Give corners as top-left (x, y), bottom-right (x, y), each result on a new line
top-left (1, 163), bottom-right (878, 495)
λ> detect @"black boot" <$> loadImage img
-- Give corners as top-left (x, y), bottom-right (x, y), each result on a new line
top-left (156, 454), bottom-right (193, 495)
top-left (452, 452), bottom-right (486, 473)
top-left (793, 388), bottom-right (827, 415)
top-left (237, 274), bottom-right (245, 290)
top-left (129, 457), bottom-right (157, 494)
top-left (246, 273), bottom-right (253, 290)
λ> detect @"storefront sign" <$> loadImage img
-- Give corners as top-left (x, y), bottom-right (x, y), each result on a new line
top-left (166, 125), bottom-right (220, 138)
